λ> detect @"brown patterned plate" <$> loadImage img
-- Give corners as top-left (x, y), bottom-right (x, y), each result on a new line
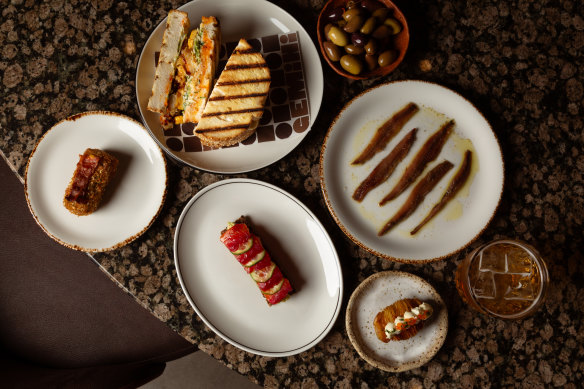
top-left (136, 0), bottom-right (323, 174)
top-left (346, 271), bottom-right (448, 372)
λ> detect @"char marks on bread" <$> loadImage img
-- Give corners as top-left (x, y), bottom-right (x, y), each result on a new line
top-left (194, 38), bottom-right (271, 148)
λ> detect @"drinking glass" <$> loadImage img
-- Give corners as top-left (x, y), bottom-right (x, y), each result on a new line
top-left (455, 239), bottom-right (549, 320)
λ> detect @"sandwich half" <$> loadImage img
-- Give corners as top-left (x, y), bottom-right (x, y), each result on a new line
top-left (147, 10), bottom-right (190, 118)
top-left (194, 39), bottom-right (271, 148)
top-left (178, 16), bottom-right (221, 123)
top-left (147, 12), bottom-right (220, 130)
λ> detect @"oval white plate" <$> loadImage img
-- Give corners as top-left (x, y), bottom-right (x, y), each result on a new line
top-left (346, 271), bottom-right (448, 372)
top-left (136, 0), bottom-right (324, 174)
top-left (24, 111), bottom-right (168, 252)
top-left (320, 80), bottom-right (504, 262)
top-left (174, 179), bottom-right (343, 356)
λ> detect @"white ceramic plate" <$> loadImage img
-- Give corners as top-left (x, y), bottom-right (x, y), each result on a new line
top-left (346, 271), bottom-right (448, 372)
top-left (136, 0), bottom-right (323, 174)
top-left (174, 179), bottom-right (343, 356)
top-left (24, 111), bottom-right (168, 252)
top-left (320, 80), bottom-right (504, 262)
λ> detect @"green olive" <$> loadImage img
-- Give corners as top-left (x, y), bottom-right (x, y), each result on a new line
top-left (327, 25), bottom-right (349, 46)
top-left (343, 15), bottom-right (364, 33)
top-left (372, 24), bottom-right (391, 40)
top-left (323, 41), bottom-right (342, 61)
top-left (345, 44), bottom-right (364, 55)
top-left (324, 23), bottom-right (333, 38)
top-left (346, 0), bottom-right (359, 9)
top-left (384, 17), bottom-right (402, 35)
top-left (342, 8), bottom-right (362, 22)
top-left (364, 54), bottom-right (378, 71)
top-left (340, 54), bottom-right (363, 75)
top-left (372, 8), bottom-right (389, 20)
top-left (378, 49), bottom-right (398, 67)
top-left (360, 17), bottom-right (377, 35)
top-left (364, 39), bottom-right (378, 55)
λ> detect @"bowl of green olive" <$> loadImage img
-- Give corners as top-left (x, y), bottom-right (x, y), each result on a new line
top-left (317, 0), bottom-right (409, 79)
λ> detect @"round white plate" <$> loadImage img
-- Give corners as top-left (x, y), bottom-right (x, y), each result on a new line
top-left (320, 80), bottom-right (504, 262)
top-left (174, 179), bottom-right (343, 356)
top-left (136, 0), bottom-right (324, 174)
top-left (24, 111), bottom-right (168, 252)
top-left (346, 271), bottom-right (448, 372)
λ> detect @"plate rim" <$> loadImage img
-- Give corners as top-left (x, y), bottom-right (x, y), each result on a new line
top-left (173, 178), bottom-right (343, 357)
top-left (23, 110), bottom-right (168, 252)
top-left (135, 0), bottom-right (324, 174)
top-left (319, 79), bottom-right (505, 263)
top-left (345, 270), bottom-right (448, 372)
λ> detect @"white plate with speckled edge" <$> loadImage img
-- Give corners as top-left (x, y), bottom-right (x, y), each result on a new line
top-left (320, 80), bottom-right (504, 263)
top-left (24, 111), bottom-right (168, 252)
top-left (346, 271), bottom-right (448, 372)
top-left (136, 0), bottom-right (323, 174)
top-left (174, 179), bottom-right (343, 357)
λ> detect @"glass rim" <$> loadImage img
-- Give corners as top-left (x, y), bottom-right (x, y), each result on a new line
top-left (464, 239), bottom-right (549, 320)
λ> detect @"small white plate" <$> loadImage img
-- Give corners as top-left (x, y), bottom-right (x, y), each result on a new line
top-left (320, 80), bottom-right (504, 262)
top-left (174, 179), bottom-right (343, 356)
top-left (346, 271), bottom-right (448, 372)
top-left (24, 111), bottom-right (168, 252)
top-left (136, 0), bottom-right (324, 174)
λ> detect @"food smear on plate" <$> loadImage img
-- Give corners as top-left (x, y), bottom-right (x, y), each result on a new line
top-left (195, 38), bottom-right (271, 148)
top-left (352, 102), bottom-right (418, 165)
top-left (352, 127), bottom-right (417, 202)
top-left (220, 217), bottom-right (293, 306)
top-left (378, 160), bottom-right (453, 236)
top-left (379, 119), bottom-right (454, 205)
top-left (410, 149), bottom-right (473, 235)
top-left (374, 298), bottom-right (433, 342)
top-left (148, 12), bottom-right (221, 130)
top-left (63, 148), bottom-right (118, 216)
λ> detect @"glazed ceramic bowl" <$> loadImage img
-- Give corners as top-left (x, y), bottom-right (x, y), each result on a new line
top-left (317, 0), bottom-right (409, 80)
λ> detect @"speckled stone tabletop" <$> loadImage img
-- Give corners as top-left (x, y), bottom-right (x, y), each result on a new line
top-left (1, 0), bottom-right (583, 387)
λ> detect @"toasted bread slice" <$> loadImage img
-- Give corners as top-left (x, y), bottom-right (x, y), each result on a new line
top-left (194, 39), bottom-right (271, 148)
top-left (147, 10), bottom-right (190, 115)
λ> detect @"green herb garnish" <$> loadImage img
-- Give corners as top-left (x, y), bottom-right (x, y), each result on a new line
top-left (192, 28), bottom-right (204, 63)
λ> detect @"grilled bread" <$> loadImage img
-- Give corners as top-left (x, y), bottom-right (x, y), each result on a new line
top-left (194, 39), bottom-right (271, 148)
top-left (147, 10), bottom-right (190, 115)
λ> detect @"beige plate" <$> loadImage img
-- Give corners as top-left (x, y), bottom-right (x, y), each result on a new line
top-left (174, 179), bottom-right (343, 357)
top-left (346, 271), bottom-right (448, 372)
top-left (320, 80), bottom-right (504, 262)
top-left (24, 111), bottom-right (168, 252)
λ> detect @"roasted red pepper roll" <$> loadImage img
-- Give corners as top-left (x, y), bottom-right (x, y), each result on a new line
top-left (220, 218), bottom-right (293, 306)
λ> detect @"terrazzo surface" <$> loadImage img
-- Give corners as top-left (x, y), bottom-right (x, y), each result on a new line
top-left (1, 0), bottom-right (583, 387)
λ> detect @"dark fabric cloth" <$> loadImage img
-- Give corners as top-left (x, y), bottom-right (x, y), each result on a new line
top-left (0, 159), bottom-right (195, 386)
top-left (0, 353), bottom-right (165, 389)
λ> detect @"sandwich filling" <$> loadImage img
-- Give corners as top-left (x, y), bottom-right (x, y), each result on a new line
top-left (155, 16), bottom-right (220, 129)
